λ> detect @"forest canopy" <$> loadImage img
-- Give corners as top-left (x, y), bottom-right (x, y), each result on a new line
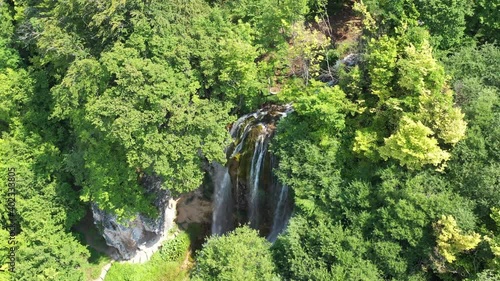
top-left (0, 0), bottom-right (499, 280)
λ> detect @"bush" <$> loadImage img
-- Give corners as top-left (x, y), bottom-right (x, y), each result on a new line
top-left (160, 232), bottom-right (190, 262)
top-left (192, 226), bottom-right (279, 281)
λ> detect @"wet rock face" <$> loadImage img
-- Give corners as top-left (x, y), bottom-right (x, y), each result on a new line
top-left (92, 175), bottom-right (175, 260)
top-left (341, 53), bottom-right (359, 67)
top-left (211, 104), bottom-right (294, 238)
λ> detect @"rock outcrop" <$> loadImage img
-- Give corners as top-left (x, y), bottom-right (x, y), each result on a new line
top-left (211, 104), bottom-right (294, 239)
top-left (92, 175), bottom-right (176, 260)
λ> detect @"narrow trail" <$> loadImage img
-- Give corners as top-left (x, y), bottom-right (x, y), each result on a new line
top-left (92, 261), bottom-right (113, 281)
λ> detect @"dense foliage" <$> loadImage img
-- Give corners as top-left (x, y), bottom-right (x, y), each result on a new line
top-left (192, 226), bottom-right (278, 281)
top-left (0, 0), bottom-right (498, 280)
top-left (268, 1), bottom-right (500, 280)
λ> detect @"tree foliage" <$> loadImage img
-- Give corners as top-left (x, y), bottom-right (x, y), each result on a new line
top-left (434, 215), bottom-right (481, 264)
top-left (274, 216), bottom-right (382, 281)
top-left (192, 226), bottom-right (278, 281)
top-left (0, 0), bottom-right (499, 280)
top-left (362, 0), bottom-right (473, 49)
top-left (351, 28), bottom-right (466, 169)
top-left (378, 116), bottom-right (450, 170)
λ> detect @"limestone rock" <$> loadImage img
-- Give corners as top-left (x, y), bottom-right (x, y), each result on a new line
top-left (92, 174), bottom-right (175, 260)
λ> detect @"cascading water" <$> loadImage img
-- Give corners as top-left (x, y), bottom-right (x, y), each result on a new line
top-left (267, 184), bottom-right (291, 242)
top-left (248, 132), bottom-right (267, 228)
top-left (211, 163), bottom-right (233, 235)
top-left (211, 104), bottom-right (294, 240)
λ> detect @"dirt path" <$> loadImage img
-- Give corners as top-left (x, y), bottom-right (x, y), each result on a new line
top-left (124, 198), bottom-right (178, 264)
top-left (92, 261), bottom-right (113, 281)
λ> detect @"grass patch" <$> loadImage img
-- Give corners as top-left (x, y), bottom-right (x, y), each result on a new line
top-left (83, 248), bottom-right (111, 281)
top-left (160, 232), bottom-right (190, 262)
top-left (185, 223), bottom-right (206, 255)
top-left (105, 231), bottom-right (192, 281)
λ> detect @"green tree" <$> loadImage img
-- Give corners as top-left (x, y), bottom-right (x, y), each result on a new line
top-left (192, 8), bottom-right (263, 110)
top-left (362, 0), bottom-right (473, 49)
top-left (286, 22), bottom-right (329, 83)
top-left (412, 0), bottom-right (473, 49)
top-left (1, 4), bottom-right (88, 279)
top-left (272, 81), bottom-right (353, 213)
top-left (192, 226), bottom-right (279, 281)
top-left (352, 31), bottom-right (466, 169)
top-left (34, 1), bottom-right (238, 216)
top-left (466, 0), bottom-right (500, 44)
top-left (222, 0), bottom-right (309, 49)
top-left (273, 215), bottom-right (382, 281)
top-left (378, 116), bottom-right (450, 170)
top-left (0, 229), bottom-right (9, 281)
top-left (366, 35), bottom-right (398, 103)
top-left (0, 131), bottom-right (89, 281)
top-left (0, 2), bottom-right (31, 132)
top-left (444, 44), bottom-right (500, 219)
top-left (51, 48), bottom-right (233, 215)
top-left (434, 215), bottom-right (481, 264)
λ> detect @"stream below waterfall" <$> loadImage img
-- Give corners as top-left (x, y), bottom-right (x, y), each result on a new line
top-left (211, 104), bottom-right (294, 242)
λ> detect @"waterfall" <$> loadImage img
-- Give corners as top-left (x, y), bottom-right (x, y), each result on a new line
top-left (211, 104), bottom-right (294, 239)
top-left (230, 112), bottom-right (255, 137)
top-left (267, 184), bottom-right (291, 242)
top-left (230, 124), bottom-right (251, 158)
top-left (248, 132), bottom-right (267, 228)
top-left (211, 163), bottom-right (233, 235)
